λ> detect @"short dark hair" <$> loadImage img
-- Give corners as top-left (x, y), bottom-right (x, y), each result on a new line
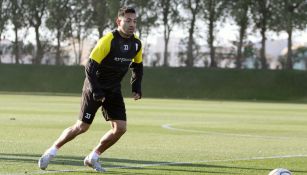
top-left (118, 7), bottom-right (136, 18)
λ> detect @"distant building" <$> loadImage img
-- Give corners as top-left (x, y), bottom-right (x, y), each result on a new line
top-left (0, 38), bottom-right (33, 64)
top-left (254, 39), bottom-right (307, 70)
top-left (0, 39), bottom-right (14, 63)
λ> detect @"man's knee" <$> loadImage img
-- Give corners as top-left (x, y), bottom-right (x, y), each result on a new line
top-left (112, 121), bottom-right (127, 136)
top-left (116, 125), bottom-right (127, 135)
top-left (73, 120), bottom-right (90, 134)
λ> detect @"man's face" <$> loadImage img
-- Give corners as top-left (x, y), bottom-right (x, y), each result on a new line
top-left (117, 13), bottom-right (137, 37)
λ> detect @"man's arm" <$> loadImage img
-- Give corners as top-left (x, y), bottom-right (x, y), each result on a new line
top-left (85, 32), bottom-right (113, 101)
top-left (85, 59), bottom-right (105, 101)
top-left (130, 62), bottom-right (143, 100)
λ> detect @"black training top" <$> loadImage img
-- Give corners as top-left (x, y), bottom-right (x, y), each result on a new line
top-left (85, 30), bottom-right (143, 94)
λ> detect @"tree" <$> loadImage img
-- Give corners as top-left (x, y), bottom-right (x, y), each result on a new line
top-left (89, 0), bottom-right (120, 38)
top-left (183, 0), bottom-right (201, 67)
top-left (273, 0), bottom-right (307, 69)
top-left (123, 0), bottom-right (158, 65)
top-left (279, 46), bottom-right (307, 69)
top-left (202, 0), bottom-right (228, 68)
top-left (23, 0), bottom-right (48, 64)
top-left (0, 0), bottom-right (8, 40)
top-left (69, 0), bottom-right (92, 64)
top-left (229, 0), bottom-right (252, 69)
top-left (250, 0), bottom-right (275, 69)
top-left (8, 0), bottom-right (25, 64)
top-left (0, 0), bottom-right (9, 63)
top-left (292, 47), bottom-right (307, 69)
top-left (46, 0), bottom-right (71, 65)
top-left (124, 0), bottom-right (158, 40)
top-left (158, 0), bottom-right (181, 67)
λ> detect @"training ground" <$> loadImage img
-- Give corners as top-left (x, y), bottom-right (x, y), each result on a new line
top-left (0, 93), bottom-right (307, 175)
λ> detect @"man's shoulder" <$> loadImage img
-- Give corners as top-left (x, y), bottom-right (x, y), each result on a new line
top-left (133, 34), bottom-right (141, 41)
top-left (133, 34), bottom-right (142, 45)
top-left (101, 32), bottom-right (114, 40)
top-left (97, 32), bottom-right (114, 46)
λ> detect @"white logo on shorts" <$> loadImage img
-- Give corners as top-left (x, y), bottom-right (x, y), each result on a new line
top-left (85, 113), bottom-right (91, 119)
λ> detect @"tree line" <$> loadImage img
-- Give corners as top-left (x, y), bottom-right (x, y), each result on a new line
top-left (0, 0), bottom-right (306, 69)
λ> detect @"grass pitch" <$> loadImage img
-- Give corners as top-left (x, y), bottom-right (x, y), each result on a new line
top-left (0, 93), bottom-right (307, 175)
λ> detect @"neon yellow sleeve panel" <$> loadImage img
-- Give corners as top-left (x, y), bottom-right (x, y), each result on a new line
top-left (89, 32), bottom-right (114, 64)
top-left (133, 46), bottom-right (143, 63)
top-left (132, 34), bottom-right (143, 63)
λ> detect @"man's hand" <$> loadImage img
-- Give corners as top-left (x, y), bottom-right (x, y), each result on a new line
top-left (132, 92), bottom-right (141, 100)
top-left (100, 97), bottom-right (105, 103)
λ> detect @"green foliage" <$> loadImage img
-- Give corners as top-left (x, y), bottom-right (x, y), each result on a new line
top-left (46, 0), bottom-right (71, 34)
top-left (250, 0), bottom-right (275, 29)
top-left (228, 0), bottom-right (252, 68)
top-left (45, 0), bottom-right (71, 65)
top-left (272, 0), bottom-right (307, 32)
top-left (7, 0), bottom-right (26, 64)
top-left (279, 46), bottom-right (307, 67)
top-left (68, 0), bottom-right (93, 64)
top-left (202, 0), bottom-right (229, 68)
top-left (158, 0), bottom-right (182, 67)
top-left (0, 64), bottom-right (84, 93)
top-left (0, 1), bottom-right (307, 69)
top-left (243, 42), bottom-right (257, 58)
top-left (293, 47), bottom-right (307, 63)
top-left (271, 0), bottom-right (307, 69)
top-left (8, 0), bottom-right (25, 29)
top-left (125, 0), bottom-right (158, 39)
top-left (22, 0), bottom-right (47, 27)
top-left (250, 0), bottom-right (275, 69)
top-left (89, 0), bottom-right (121, 38)
top-left (22, 0), bottom-right (48, 64)
top-left (0, 0), bottom-right (9, 37)
top-left (0, 64), bottom-right (306, 101)
top-left (180, 0), bottom-right (202, 67)
top-left (202, 0), bottom-right (228, 22)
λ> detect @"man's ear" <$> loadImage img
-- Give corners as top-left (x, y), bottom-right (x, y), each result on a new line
top-left (116, 17), bottom-right (121, 26)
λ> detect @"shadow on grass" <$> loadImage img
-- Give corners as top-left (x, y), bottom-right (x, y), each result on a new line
top-left (0, 153), bottom-right (307, 174)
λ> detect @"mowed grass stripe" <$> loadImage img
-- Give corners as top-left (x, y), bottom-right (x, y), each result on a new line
top-left (0, 93), bottom-right (307, 175)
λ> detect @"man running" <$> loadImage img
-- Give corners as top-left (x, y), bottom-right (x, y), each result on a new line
top-left (38, 7), bottom-right (143, 172)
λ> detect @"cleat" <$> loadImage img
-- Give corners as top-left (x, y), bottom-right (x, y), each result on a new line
top-left (38, 153), bottom-right (54, 170)
top-left (84, 155), bottom-right (106, 172)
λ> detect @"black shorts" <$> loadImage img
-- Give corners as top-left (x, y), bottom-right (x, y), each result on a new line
top-left (79, 82), bottom-right (126, 124)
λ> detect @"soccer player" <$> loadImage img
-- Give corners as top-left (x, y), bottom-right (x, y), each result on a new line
top-left (38, 7), bottom-right (143, 172)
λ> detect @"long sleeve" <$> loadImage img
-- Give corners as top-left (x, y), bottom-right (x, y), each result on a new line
top-left (130, 62), bottom-right (143, 96)
top-left (85, 59), bottom-right (105, 100)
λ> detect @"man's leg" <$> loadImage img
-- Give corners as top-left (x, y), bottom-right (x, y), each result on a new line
top-left (84, 91), bottom-right (127, 172)
top-left (84, 120), bottom-right (126, 172)
top-left (39, 79), bottom-right (101, 170)
top-left (38, 120), bottom-right (90, 170)
top-left (95, 120), bottom-right (126, 154)
top-left (54, 120), bottom-right (90, 148)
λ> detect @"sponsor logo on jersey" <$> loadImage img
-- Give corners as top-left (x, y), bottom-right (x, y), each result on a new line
top-left (114, 57), bottom-right (132, 62)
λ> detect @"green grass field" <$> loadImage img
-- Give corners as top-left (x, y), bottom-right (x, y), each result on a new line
top-left (0, 93), bottom-right (307, 175)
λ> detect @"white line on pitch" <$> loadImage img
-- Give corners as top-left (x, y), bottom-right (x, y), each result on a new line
top-left (6, 154), bottom-right (307, 175)
top-left (162, 124), bottom-right (295, 140)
